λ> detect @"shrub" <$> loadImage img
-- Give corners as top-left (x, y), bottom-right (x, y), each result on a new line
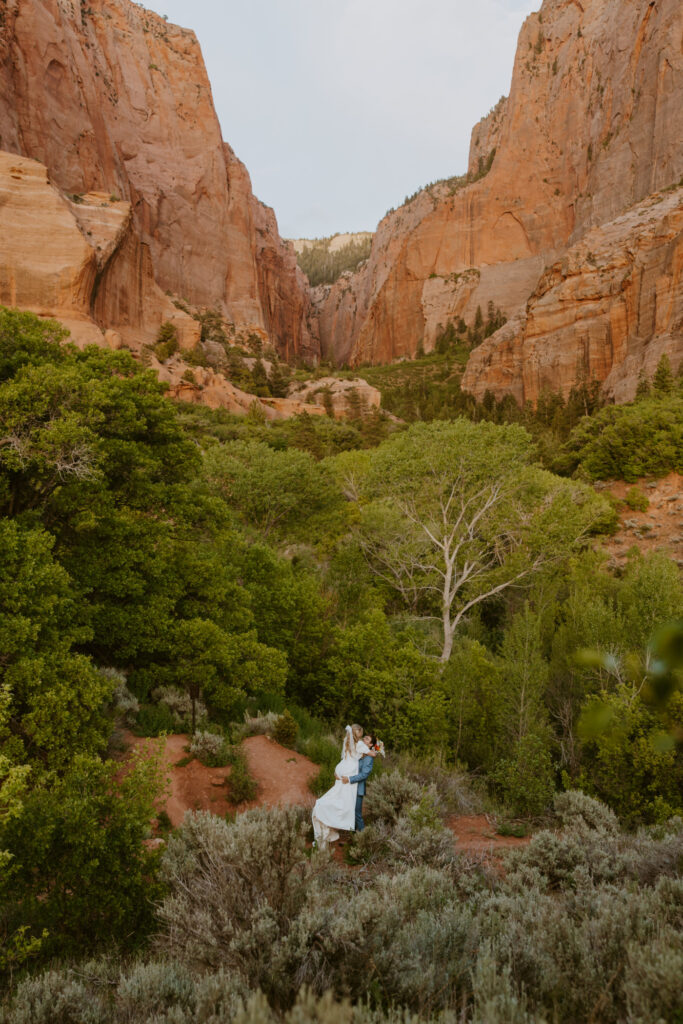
top-left (392, 755), bottom-right (482, 816)
top-left (189, 730), bottom-right (230, 767)
top-left (3, 969), bottom-right (98, 1024)
top-left (308, 761), bottom-right (335, 798)
top-left (152, 686), bottom-right (207, 731)
top-left (272, 709), bottom-right (299, 748)
top-left (492, 733), bottom-right (555, 817)
top-left (153, 321), bottom-right (179, 362)
top-left (109, 676), bottom-right (139, 726)
top-left (227, 746), bottom-right (258, 804)
top-left (364, 770), bottom-right (425, 824)
top-left (624, 485), bottom-right (649, 511)
top-left (115, 961), bottom-right (195, 1019)
top-left (158, 807), bottom-right (313, 995)
top-left (348, 815), bottom-right (457, 873)
top-left (553, 790), bottom-right (619, 834)
top-left (240, 710), bottom-right (280, 737)
top-left (624, 932), bottom-right (683, 1024)
top-left (133, 701), bottom-right (175, 736)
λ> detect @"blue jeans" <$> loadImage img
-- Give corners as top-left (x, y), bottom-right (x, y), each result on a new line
top-left (355, 793), bottom-right (365, 832)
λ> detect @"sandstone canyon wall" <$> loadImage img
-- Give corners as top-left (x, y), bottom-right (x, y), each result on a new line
top-left (0, 0), bottom-right (317, 361)
top-left (314, 0), bottom-right (683, 401)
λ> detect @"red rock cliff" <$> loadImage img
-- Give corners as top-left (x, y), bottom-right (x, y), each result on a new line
top-left (315, 0), bottom-right (683, 399)
top-left (0, 0), bottom-right (318, 360)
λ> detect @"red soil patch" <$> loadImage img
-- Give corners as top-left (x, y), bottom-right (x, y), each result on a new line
top-left (123, 732), bottom-right (319, 828)
top-left (241, 734), bottom-right (318, 810)
top-left (448, 814), bottom-right (531, 857)
top-left (602, 472), bottom-right (683, 568)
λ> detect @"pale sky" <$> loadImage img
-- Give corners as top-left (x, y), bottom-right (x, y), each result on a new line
top-left (146, 1), bottom-right (534, 239)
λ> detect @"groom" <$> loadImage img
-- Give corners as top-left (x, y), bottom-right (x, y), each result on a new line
top-left (338, 732), bottom-right (375, 832)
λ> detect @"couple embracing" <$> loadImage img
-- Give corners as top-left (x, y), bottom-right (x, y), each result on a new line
top-left (312, 724), bottom-right (384, 848)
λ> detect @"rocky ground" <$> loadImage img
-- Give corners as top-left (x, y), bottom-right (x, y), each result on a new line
top-left (601, 472), bottom-right (683, 568)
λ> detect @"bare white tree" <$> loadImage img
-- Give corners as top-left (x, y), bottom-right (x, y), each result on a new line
top-left (353, 421), bottom-right (608, 661)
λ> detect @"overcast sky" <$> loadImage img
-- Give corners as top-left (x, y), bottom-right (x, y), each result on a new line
top-left (146, 0), bottom-right (534, 239)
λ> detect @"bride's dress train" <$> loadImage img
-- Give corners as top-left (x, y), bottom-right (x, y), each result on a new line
top-left (312, 728), bottom-right (370, 847)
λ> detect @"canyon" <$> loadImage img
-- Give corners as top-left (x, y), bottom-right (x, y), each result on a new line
top-left (312, 0), bottom-right (683, 401)
top-left (0, 0), bottom-right (681, 407)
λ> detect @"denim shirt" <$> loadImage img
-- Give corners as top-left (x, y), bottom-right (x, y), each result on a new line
top-left (348, 754), bottom-right (374, 796)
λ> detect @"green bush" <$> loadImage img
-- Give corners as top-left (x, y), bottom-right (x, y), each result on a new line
top-left (153, 321), bottom-right (179, 362)
top-left (578, 686), bottom-right (683, 825)
top-left (272, 709), bottom-right (299, 748)
top-left (558, 393), bottom-right (683, 481)
top-left (492, 732), bottom-right (555, 817)
top-left (226, 747), bottom-right (258, 804)
top-left (624, 486), bottom-right (649, 511)
top-left (133, 702), bottom-right (175, 736)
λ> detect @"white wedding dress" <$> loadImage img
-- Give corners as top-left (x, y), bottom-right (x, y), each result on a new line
top-left (312, 727), bottom-right (370, 847)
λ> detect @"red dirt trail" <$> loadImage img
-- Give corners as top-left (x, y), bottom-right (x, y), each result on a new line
top-left (124, 733), bottom-right (530, 858)
top-left (448, 814), bottom-right (530, 856)
top-left (125, 732), bottom-right (318, 828)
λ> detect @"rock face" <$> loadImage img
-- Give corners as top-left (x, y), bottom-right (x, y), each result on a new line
top-left (313, 0), bottom-right (683, 397)
top-left (462, 187), bottom-right (683, 403)
top-left (287, 377), bottom-right (382, 419)
top-left (0, 150), bottom-right (197, 348)
top-left (0, 0), bottom-right (317, 361)
top-left (161, 364), bottom-right (326, 422)
top-left (468, 96), bottom-right (507, 178)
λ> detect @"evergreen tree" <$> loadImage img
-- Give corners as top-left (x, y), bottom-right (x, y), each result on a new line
top-left (652, 353), bottom-right (674, 395)
top-left (251, 358), bottom-right (270, 397)
top-left (268, 360), bottom-right (289, 398)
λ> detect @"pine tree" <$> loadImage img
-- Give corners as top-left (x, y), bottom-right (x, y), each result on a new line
top-left (652, 354), bottom-right (674, 395)
top-left (268, 360), bottom-right (289, 398)
top-left (635, 370), bottom-right (651, 400)
top-left (251, 358), bottom-right (270, 397)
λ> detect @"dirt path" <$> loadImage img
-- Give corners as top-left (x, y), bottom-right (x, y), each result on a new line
top-left (124, 732), bottom-right (319, 828)
top-left (447, 814), bottom-right (531, 857)
top-left (241, 734), bottom-right (318, 809)
top-left (123, 734), bottom-right (531, 863)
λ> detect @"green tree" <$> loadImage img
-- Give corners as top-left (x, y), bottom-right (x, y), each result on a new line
top-left (491, 605), bottom-right (555, 814)
top-left (0, 520), bottom-right (113, 771)
top-left (556, 393), bottom-right (683, 481)
top-left (326, 609), bottom-right (448, 749)
top-left (251, 358), bottom-right (271, 397)
top-left (652, 353), bottom-right (674, 396)
top-left (0, 750), bottom-right (164, 959)
top-left (268, 360), bottom-right (290, 399)
top-left (154, 321), bottom-right (179, 362)
top-left (204, 440), bottom-right (340, 539)
top-left (350, 420), bottom-right (610, 660)
top-left (170, 618), bottom-right (286, 727)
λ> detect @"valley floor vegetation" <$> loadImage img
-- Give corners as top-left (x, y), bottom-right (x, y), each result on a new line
top-left (0, 308), bottom-right (681, 1020)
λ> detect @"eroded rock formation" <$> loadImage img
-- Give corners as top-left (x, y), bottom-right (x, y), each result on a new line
top-left (313, 0), bottom-right (683, 398)
top-left (287, 377), bottom-right (382, 419)
top-left (0, 0), bottom-right (317, 361)
top-left (0, 150), bottom-right (197, 348)
top-left (462, 186), bottom-right (683, 403)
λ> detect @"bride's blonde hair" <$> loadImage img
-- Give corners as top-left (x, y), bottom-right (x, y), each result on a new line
top-left (343, 724), bottom-right (364, 758)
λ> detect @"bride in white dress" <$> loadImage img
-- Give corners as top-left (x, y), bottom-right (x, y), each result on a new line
top-left (312, 724), bottom-right (373, 847)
